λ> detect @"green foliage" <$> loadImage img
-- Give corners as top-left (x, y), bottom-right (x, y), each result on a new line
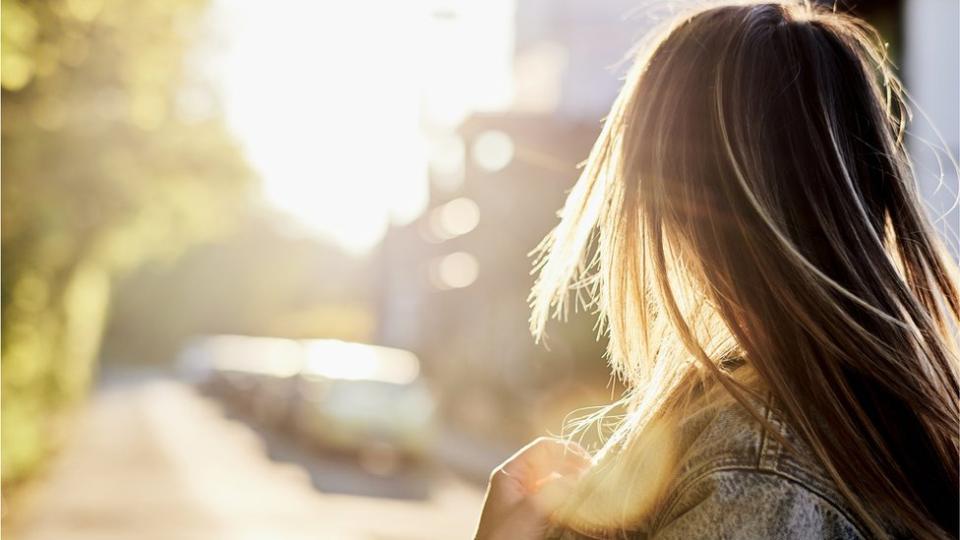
top-left (1, 0), bottom-right (254, 485)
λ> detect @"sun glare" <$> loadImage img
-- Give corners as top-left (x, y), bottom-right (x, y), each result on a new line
top-left (207, 0), bottom-right (515, 254)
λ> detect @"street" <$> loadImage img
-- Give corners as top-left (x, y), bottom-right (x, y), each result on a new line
top-left (8, 373), bottom-right (485, 540)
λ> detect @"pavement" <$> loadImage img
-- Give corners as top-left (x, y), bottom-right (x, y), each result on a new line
top-left (6, 372), bottom-right (486, 540)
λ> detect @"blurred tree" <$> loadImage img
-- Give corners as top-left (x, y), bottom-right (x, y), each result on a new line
top-left (1, 0), bottom-right (254, 486)
top-left (101, 209), bottom-right (377, 366)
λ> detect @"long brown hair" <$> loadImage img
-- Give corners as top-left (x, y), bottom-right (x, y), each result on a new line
top-left (530, 2), bottom-right (960, 537)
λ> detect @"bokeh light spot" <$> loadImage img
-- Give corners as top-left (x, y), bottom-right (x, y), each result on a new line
top-left (472, 130), bottom-right (514, 172)
top-left (431, 251), bottom-right (479, 289)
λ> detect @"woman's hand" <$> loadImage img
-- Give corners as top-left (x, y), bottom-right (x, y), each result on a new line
top-left (475, 437), bottom-right (592, 540)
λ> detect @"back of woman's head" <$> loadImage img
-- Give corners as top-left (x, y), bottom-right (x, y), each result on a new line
top-left (531, 2), bottom-right (960, 537)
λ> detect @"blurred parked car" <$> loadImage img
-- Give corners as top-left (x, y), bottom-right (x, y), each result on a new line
top-left (177, 336), bottom-right (437, 466)
top-left (291, 340), bottom-right (436, 464)
top-left (179, 335), bottom-right (302, 425)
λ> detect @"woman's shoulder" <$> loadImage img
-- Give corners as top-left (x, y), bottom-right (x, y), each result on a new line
top-left (647, 397), bottom-right (870, 538)
top-left (547, 397), bottom-right (874, 539)
top-left (666, 394), bottom-right (847, 506)
top-left (647, 466), bottom-right (867, 539)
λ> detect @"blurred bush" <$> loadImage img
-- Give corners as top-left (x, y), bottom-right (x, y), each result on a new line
top-left (1, 0), bottom-right (254, 486)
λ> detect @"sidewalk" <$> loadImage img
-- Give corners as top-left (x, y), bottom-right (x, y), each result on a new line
top-left (6, 375), bottom-right (483, 540)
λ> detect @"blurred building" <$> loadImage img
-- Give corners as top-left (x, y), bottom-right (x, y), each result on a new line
top-left (903, 0), bottom-right (960, 258)
top-left (511, 0), bottom-right (644, 119)
top-left (377, 114), bottom-right (608, 440)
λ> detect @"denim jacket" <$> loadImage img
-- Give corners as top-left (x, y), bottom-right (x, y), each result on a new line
top-left (545, 397), bottom-right (894, 539)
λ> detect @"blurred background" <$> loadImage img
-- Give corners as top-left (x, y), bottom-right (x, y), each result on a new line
top-left (1, 0), bottom-right (957, 538)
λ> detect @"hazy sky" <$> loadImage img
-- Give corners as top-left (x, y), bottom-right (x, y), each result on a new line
top-left (206, 0), bottom-right (514, 253)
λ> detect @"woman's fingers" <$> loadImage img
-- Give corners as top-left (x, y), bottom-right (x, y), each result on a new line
top-left (499, 437), bottom-right (592, 494)
top-left (477, 438), bottom-right (594, 540)
top-left (528, 473), bottom-right (582, 516)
